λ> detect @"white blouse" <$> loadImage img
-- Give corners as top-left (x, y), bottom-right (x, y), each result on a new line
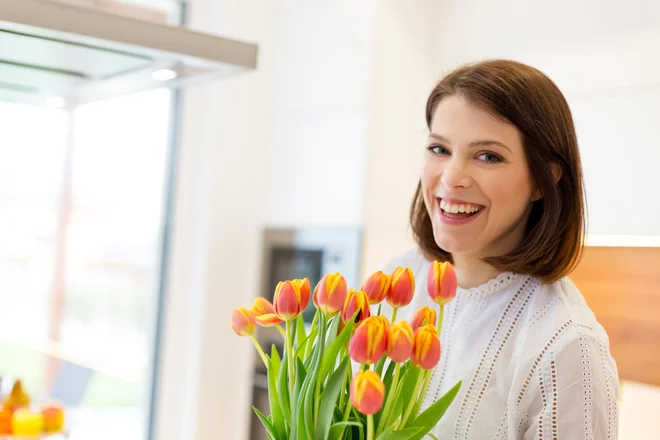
top-left (378, 247), bottom-right (619, 440)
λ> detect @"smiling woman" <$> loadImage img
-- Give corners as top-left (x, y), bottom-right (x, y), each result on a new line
top-left (379, 60), bottom-right (619, 439)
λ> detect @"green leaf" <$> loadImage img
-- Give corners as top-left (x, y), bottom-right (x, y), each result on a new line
top-left (374, 355), bottom-right (387, 376)
top-left (319, 317), bottom-right (355, 381)
top-left (324, 313), bottom-right (341, 350)
top-left (290, 357), bottom-right (307, 440)
top-left (296, 325), bottom-right (319, 360)
top-left (374, 359), bottom-right (397, 429)
top-left (302, 313), bottom-right (326, 439)
top-left (400, 364), bottom-right (421, 405)
top-left (253, 406), bottom-right (278, 440)
top-left (374, 426), bottom-right (426, 440)
top-left (316, 357), bottom-right (349, 440)
top-left (328, 421), bottom-right (363, 440)
top-left (277, 348), bottom-right (291, 423)
top-left (407, 381), bottom-right (461, 438)
top-left (267, 347), bottom-right (286, 439)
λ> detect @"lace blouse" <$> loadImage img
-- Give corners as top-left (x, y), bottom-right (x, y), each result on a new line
top-left (378, 247), bottom-right (619, 439)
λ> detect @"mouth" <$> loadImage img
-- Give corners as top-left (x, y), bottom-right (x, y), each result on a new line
top-left (437, 198), bottom-right (485, 222)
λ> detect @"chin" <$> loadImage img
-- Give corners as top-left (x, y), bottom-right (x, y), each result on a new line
top-left (433, 231), bottom-right (476, 255)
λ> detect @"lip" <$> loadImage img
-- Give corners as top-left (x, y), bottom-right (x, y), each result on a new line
top-left (435, 197), bottom-right (484, 226)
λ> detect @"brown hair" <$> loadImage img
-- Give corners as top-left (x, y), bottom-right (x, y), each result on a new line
top-left (410, 59), bottom-right (585, 283)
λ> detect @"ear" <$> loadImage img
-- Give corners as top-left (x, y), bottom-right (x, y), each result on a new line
top-left (531, 163), bottom-right (562, 201)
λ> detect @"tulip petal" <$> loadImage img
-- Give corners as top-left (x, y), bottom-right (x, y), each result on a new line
top-left (350, 371), bottom-right (385, 415)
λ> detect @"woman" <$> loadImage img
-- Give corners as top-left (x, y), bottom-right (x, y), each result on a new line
top-left (380, 60), bottom-right (619, 439)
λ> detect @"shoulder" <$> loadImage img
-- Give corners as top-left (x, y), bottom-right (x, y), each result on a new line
top-left (377, 246), bottom-right (429, 275)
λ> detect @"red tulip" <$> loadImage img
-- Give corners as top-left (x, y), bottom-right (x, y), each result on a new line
top-left (292, 278), bottom-right (311, 310)
top-left (230, 308), bottom-right (256, 336)
top-left (387, 267), bottom-right (415, 308)
top-left (411, 324), bottom-right (441, 370)
top-left (361, 271), bottom-right (391, 305)
top-left (410, 306), bottom-right (436, 331)
top-left (341, 288), bottom-right (371, 324)
top-left (349, 316), bottom-right (389, 364)
top-left (313, 273), bottom-right (348, 316)
top-left (427, 261), bottom-right (457, 306)
top-left (350, 371), bottom-right (385, 415)
top-left (273, 280), bottom-right (306, 321)
top-left (387, 321), bottom-right (414, 363)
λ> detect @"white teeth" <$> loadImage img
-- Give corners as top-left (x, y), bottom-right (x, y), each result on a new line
top-left (439, 199), bottom-right (481, 214)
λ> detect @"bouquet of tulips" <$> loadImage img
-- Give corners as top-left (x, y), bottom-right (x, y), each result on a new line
top-left (230, 260), bottom-right (461, 440)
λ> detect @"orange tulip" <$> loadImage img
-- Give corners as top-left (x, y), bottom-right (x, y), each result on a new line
top-left (387, 321), bottom-right (414, 363)
top-left (412, 324), bottom-right (441, 370)
top-left (350, 370), bottom-right (385, 415)
top-left (293, 278), bottom-right (311, 310)
top-left (273, 280), bottom-right (306, 321)
top-left (341, 288), bottom-right (371, 324)
top-left (410, 305), bottom-right (436, 331)
top-left (427, 261), bottom-right (457, 306)
top-left (361, 271), bottom-right (391, 305)
top-left (250, 297), bottom-right (284, 327)
top-left (349, 316), bottom-right (389, 364)
top-left (313, 273), bottom-right (348, 316)
top-left (231, 308), bottom-right (256, 336)
top-left (387, 267), bottom-right (415, 308)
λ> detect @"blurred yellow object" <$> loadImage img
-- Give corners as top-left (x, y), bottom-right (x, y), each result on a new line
top-left (11, 407), bottom-right (43, 436)
top-left (3, 380), bottom-right (30, 411)
top-left (41, 404), bottom-right (65, 433)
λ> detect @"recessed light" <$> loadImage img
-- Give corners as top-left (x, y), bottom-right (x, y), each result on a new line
top-left (46, 96), bottom-right (66, 109)
top-left (152, 69), bottom-right (178, 81)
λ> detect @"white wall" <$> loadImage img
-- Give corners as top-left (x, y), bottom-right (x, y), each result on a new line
top-left (264, 0), bottom-right (376, 227)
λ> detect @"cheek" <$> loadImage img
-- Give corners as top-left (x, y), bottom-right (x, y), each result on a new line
top-left (487, 170), bottom-right (534, 212)
top-left (420, 163), bottom-right (440, 207)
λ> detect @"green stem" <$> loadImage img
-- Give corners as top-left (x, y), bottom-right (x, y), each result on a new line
top-left (275, 324), bottom-right (286, 339)
top-left (377, 303), bottom-right (382, 316)
top-left (412, 370), bottom-right (433, 420)
top-left (391, 307), bottom-right (398, 323)
top-left (367, 414), bottom-right (374, 440)
top-left (376, 362), bottom-right (401, 434)
top-left (304, 310), bottom-right (320, 359)
top-left (250, 335), bottom-right (268, 367)
top-left (286, 319), bottom-right (294, 394)
top-left (437, 304), bottom-right (444, 334)
top-left (400, 371), bottom-right (425, 427)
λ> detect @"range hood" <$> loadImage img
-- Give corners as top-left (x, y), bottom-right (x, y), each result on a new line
top-left (0, 0), bottom-right (258, 108)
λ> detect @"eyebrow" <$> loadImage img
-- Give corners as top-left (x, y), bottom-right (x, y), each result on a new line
top-left (428, 133), bottom-right (512, 153)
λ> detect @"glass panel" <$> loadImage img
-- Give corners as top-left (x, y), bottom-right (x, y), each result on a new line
top-left (0, 88), bottom-right (171, 440)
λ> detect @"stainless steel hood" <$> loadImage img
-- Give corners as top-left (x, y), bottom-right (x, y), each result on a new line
top-left (0, 0), bottom-right (258, 108)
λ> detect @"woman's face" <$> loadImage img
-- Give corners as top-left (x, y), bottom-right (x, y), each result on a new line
top-left (421, 94), bottom-right (539, 260)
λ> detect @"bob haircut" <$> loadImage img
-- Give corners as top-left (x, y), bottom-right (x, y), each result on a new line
top-left (410, 60), bottom-right (585, 283)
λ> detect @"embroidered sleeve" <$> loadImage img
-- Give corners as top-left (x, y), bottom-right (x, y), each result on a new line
top-left (523, 326), bottom-right (619, 440)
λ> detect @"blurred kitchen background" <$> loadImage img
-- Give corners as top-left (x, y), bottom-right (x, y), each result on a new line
top-left (1, 0), bottom-right (659, 439)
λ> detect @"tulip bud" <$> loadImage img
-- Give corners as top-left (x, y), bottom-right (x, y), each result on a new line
top-left (349, 316), bottom-right (389, 364)
top-left (273, 280), bottom-right (305, 321)
top-left (341, 288), bottom-right (371, 324)
top-left (350, 370), bottom-right (385, 415)
top-left (361, 271), bottom-right (391, 305)
top-left (231, 308), bottom-right (256, 336)
top-left (313, 273), bottom-right (348, 316)
top-left (412, 324), bottom-right (441, 370)
top-left (249, 297), bottom-right (284, 327)
top-left (387, 321), bottom-right (414, 363)
top-left (292, 278), bottom-right (311, 310)
top-left (410, 306), bottom-right (436, 331)
top-left (387, 267), bottom-right (415, 309)
top-left (427, 261), bottom-right (457, 306)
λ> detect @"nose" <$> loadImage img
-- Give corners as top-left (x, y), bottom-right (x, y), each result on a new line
top-left (440, 157), bottom-right (472, 189)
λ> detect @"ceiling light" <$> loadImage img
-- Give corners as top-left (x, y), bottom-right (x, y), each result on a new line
top-left (46, 96), bottom-right (66, 108)
top-left (152, 69), bottom-right (178, 81)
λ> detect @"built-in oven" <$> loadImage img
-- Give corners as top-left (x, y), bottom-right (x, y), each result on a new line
top-left (249, 227), bottom-right (362, 439)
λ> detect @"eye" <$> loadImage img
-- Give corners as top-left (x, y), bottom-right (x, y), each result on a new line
top-left (427, 145), bottom-right (450, 155)
top-left (477, 152), bottom-right (503, 163)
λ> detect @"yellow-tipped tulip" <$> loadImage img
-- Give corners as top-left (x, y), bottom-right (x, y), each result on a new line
top-left (313, 273), bottom-right (348, 316)
top-left (273, 280), bottom-right (306, 321)
top-left (361, 271), bottom-right (391, 305)
top-left (250, 297), bottom-right (284, 327)
top-left (387, 267), bottom-right (415, 308)
top-left (341, 288), bottom-right (371, 324)
top-left (410, 305), bottom-right (437, 331)
top-left (348, 316), bottom-right (389, 364)
top-left (231, 308), bottom-right (256, 336)
top-left (350, 370), bottom-right (385, 415)
top-left (412, 324), bottom-right (441, 370)
top-left (427, 261), bottom-right (457, 306)
top-left (292, 278), bottom-right (311, 310)
top-left (387, 321), bottom-right (414, 363)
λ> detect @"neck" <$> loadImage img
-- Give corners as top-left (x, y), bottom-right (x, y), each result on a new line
top-left (451, 254), bottom-right (502, 289)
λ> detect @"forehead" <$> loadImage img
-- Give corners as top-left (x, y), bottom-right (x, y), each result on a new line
top-left (430, 95), bottom-right (522, 146)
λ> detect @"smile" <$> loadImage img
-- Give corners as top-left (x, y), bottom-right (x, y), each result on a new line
top-left (436, 198), bottom-right (485, 225)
